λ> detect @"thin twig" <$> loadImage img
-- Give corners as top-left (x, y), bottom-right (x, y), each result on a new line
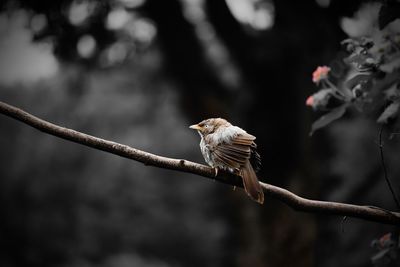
top-left (0, 100), bottom-right (400, 225)
top-left (341, 216), bottom-right (347, 234)
top-left (379, 125), bottom-right (400, 210)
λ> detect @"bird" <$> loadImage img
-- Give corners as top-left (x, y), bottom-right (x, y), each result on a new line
top-left (189, 118), bottom-right (264, 204)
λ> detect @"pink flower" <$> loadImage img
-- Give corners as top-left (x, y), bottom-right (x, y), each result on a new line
top-left (306, 96), bottom-right (314, 107)
top-left (305, 89), bottom-right (333, 109)
top-left (379, 233), bottom-right (392, 248)
top-left (312, 66), bottom-right (331, 83)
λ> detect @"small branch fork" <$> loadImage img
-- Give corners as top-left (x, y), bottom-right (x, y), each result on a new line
top-left (0, 101), bottom-right (399, 225)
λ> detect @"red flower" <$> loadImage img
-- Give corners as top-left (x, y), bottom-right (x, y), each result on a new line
top-left (305, 89), bottom-right (333, 109)
top-left (312, 66), bottom-right (331, 83)
top-left (306, 96), bottom-right (314, 106)
top-left (379, 233), bottom-right (392, 248)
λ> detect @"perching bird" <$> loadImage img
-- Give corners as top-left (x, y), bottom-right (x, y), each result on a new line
top-left (190, 118), bottom-right (264, 204)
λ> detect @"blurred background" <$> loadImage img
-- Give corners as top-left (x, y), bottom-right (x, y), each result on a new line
top-left (0, 0), bottom-right (399, 266)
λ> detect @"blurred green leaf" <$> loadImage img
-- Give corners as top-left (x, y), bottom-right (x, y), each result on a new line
top-left (380, 56), bottom-right (400, 73)
top-left (384, 84), bottom-right (400, 101)
top-left (377, 101), bottom-right (400, 124)
top-left (310, 104), bottom-right (348, 135)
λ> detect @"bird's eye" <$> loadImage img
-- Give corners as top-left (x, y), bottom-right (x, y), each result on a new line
top-left (204, 125), bottom-right (208, 128)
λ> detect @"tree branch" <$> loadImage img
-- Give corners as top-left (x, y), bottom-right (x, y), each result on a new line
top-left (0, 100), bottom-right (399, 225)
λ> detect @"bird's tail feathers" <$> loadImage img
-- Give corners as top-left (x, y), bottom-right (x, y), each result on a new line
top-left (242, 160), bottom-right (264, 204)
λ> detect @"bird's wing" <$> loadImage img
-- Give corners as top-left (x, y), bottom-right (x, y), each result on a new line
top-left (250, 142), bottom-right (261, 172)
top-left (213, 133), bottom-right (255, 170)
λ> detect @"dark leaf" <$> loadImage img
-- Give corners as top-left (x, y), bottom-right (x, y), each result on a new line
top-left (310, 104), bottom-right (348, 135)
top-left (377, 102), bottom-right (400, 123)
top-left (346, 74), bottom-right (371, 89)
top-left (379, 2), bottom-right (400, 30)
top-left (380, 57), bottom-right (400, 73)
top-left (384, 83), bottom-right (400, 101)
top-left (371, 248), bottom-right (391, 264)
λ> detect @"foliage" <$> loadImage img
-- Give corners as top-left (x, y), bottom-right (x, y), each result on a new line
top-left (306, 3), bottom-right (400, 265)
top-left (306, 2), bottom-right (400, 134)
top-left (371, 232), bottom-right (400, 267)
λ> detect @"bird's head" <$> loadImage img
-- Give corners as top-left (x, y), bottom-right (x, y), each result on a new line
top-left (189, 118), bottom-right (230, 136)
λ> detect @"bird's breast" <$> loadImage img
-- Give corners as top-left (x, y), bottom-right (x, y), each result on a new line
top-left (200, 138), bottom-right (214, 167)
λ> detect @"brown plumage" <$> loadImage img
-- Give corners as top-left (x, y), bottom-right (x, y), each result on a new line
top-left (190, 118), bottom-right (264, 204)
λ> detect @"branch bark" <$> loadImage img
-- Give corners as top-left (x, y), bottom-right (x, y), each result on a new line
top-left (0, 100), bottom-right (399, 225)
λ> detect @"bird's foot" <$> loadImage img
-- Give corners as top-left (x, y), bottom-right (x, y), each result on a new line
top-left (213, 167), bottom-right (219, 177)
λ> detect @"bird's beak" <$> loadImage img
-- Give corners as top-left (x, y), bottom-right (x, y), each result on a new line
top-left (189, 124), bottom-right (203, 131)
